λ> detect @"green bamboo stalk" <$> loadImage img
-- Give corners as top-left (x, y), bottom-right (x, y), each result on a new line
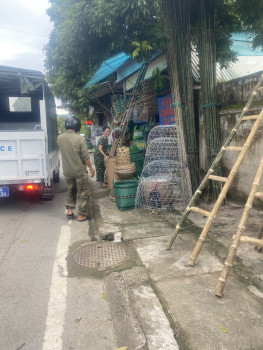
top-left (199, 0), bottom-right (221, 200)
top-left (161, 0), bottom-right (193, 201)
top-left (167, 0), bottom-right (199, 191)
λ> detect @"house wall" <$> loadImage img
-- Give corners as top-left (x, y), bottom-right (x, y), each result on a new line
top-left (218, 106), bottom-right (263, 206)
top-left (217, 71), bottom-right (263, 107)
top-left (199, 73), bottom-right (263, 205)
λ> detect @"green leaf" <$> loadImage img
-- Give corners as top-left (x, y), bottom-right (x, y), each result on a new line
top-left (94, 261), bottom-right (100, 268)
top-left (101, 292), bottom-right (107, 300)
top-left (132, 47), bottom-right (140, 59)
top-left (220, 325), bottom-right (228, 333)
top-left (132, 41), bottom-right (140, 47)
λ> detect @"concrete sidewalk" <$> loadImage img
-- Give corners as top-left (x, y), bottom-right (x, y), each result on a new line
top-left (71, 173), bottom-right (263, 350)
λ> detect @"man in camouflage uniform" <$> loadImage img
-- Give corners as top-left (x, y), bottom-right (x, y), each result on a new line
top-left (57, 116), bottom-right (95, 222)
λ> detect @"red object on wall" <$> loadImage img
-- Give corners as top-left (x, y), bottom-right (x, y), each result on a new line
top-left (158, 94), bottom-right (176, 125)
top-left (86, 120), bottom-right (93, 126)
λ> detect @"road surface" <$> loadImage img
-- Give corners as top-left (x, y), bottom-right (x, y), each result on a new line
top-left (0, 177), bottom-right (116, 350)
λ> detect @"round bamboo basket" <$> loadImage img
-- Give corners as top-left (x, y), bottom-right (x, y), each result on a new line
top-left (115, 162), bottom-right (136, 180)
top-left (117, 155), bottom-right (130, 165)
top-left (105, 157), bottom-right (118, 189)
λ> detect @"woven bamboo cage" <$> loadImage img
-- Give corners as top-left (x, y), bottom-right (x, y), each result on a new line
top-left (105, 157), bottom-right (118, 189)
top-left (140, 80), bottom-right (155, 94)
top-left (112, 95), bottom-right (128, 114)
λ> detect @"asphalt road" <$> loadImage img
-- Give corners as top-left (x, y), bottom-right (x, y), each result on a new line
top-left (0, 177), bottom-right (116, 350)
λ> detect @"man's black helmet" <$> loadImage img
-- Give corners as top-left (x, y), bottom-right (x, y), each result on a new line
top-left (65, 116), bottom-right (81, 132)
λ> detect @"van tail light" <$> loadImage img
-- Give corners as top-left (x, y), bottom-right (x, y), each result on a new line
top-left (24, 184), bottom-right (39, 191)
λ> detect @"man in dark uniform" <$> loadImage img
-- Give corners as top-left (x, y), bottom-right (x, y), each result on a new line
top-left (57, 116), bottom-right (95, 222)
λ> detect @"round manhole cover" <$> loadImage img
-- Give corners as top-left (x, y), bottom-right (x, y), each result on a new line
top-left (72, 241), bottom-right (126, 270)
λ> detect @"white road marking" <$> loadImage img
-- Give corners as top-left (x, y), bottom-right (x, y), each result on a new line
top-left (42, 225), bottom-right (71, 350)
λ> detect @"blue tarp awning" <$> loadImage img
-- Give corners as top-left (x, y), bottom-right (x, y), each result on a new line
top-left (232, 32), bottom-right (263, 56)
top-left (84, 52), bottom-right (131, 88)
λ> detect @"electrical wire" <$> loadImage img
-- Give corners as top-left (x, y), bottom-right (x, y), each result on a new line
top-left (0, 26), bottom-right (48, 38)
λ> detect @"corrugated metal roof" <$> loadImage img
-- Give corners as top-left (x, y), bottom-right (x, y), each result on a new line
top-left (116, 60), bottom-right (142, 83)
top-left (192, 51), bottom-right (263, 83)
top-left (191, 50), bottom-right (200, 82)
top-left (125, 51), bottom-right (263, 88)
top-left (192, 32), bottom-right (263, 82)
top-left (123, 32), bottom-right (263, 88)
top-left (84, 52), bottom-right (130, 88)
top-left (216, 56), bottom-right (263, 83)
top-left (125, 52), bottom-right (200, 90)
top-left (125, 54), bottom-right (167, 91)
top-left (116, 50), bottom-right (163, 84)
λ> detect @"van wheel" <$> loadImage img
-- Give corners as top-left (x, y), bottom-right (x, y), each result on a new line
top-left (53, 169), bottom-right (60, 183)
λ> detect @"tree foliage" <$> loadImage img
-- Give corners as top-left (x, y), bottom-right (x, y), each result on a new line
top-left (45, 0), bottom-right (263, 115)
top-left (11, 97), bottom-right (31, 112)
top-left (45, 0), bottom-right (165, 116)
top-left (234, 0), bottom-right (263, 50)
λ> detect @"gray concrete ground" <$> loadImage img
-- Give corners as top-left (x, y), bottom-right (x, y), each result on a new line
top-left (69, 165), bottom-right (263, 349)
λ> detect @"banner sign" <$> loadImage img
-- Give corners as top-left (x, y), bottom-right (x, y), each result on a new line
top-left (158, 94), bottom-right (175, 125)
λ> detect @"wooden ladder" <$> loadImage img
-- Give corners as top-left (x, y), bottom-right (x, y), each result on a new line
top-left (215, 154), bottom-right (263, 296)
top-left (166, 73), bottom-right (263, 265)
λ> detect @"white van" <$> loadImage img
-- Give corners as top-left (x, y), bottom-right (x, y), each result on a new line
top-left (0, 66), bottom-right (60, 199)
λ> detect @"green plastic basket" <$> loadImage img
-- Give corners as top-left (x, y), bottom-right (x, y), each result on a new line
top-left (129, 146), bottom-right (144, 157)
top-left (132, 158), bottom-right (144, 179)
top-left (130, 147), bottom-right (145, 179)
top-left (114, 180), bottom-right (139, 211)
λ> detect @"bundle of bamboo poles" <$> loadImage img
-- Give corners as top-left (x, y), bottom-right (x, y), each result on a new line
top-left (199, 0), bottom-right (222, 200)
top-left (161, 0), bottom-right (199, 193)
